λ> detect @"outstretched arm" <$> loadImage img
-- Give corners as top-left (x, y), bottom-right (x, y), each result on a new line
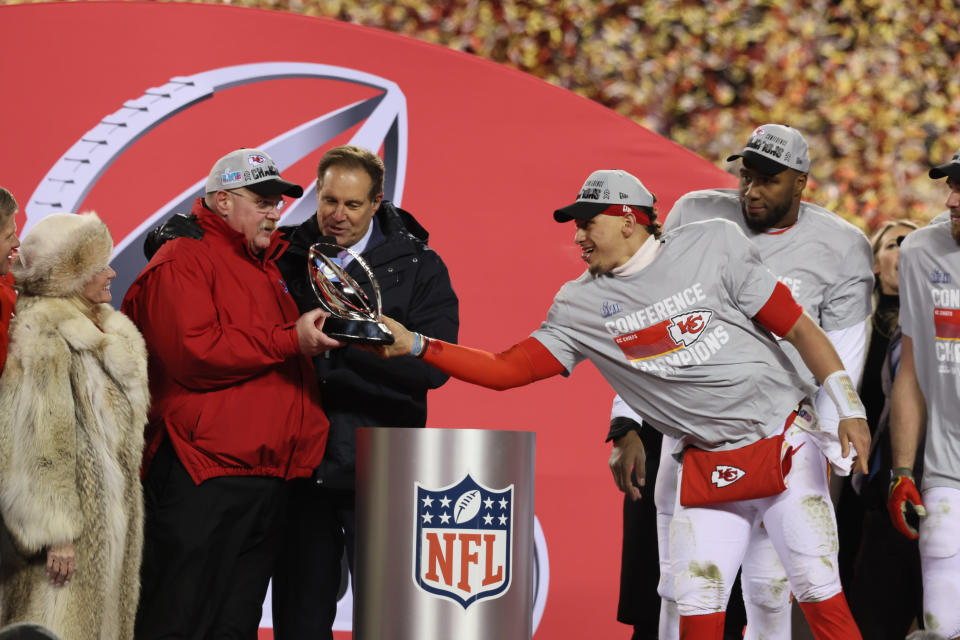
top-left (376, 315), bottom-right (565, 390)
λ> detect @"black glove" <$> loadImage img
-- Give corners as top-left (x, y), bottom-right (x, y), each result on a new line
top-left (143, 213), bottom-right (204, 260)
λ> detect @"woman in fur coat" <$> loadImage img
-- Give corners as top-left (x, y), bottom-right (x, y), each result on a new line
top-left (0, 212), bottom-right (148, 640)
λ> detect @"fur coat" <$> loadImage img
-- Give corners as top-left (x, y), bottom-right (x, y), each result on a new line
top-left (0, 293), bottom-right (148, 639)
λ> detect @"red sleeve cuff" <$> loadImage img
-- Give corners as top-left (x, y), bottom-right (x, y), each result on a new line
top-left (753, 281), bottom-right (803, 337)
top-left (280, 324), bottom-right (301, 358)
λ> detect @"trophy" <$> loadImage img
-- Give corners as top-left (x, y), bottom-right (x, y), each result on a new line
top-left (307, 241), bottom-right (395, 345)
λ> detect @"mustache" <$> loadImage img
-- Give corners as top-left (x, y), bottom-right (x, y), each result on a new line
top-left (260, 220), bottom-right (278, 233)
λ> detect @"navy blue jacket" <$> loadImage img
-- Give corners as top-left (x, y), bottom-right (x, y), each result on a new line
top-left (277, 201), bottom-right (459, 489)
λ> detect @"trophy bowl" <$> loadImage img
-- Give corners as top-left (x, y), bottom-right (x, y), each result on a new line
top-left (307, 242), bottom-right (395, 345)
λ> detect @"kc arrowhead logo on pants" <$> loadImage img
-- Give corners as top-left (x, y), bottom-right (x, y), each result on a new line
top-left (711, 465), bottom-right (746, 488)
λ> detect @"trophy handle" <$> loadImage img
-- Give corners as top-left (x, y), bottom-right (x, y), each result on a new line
top-left (340, 247), bottom-right (384, 318)
top-left (307, 242), bottom-right (384, 319)
top-left (310, 253), bottom-right (374, 316)
top-left (306, 242), bottom-right (395, 345)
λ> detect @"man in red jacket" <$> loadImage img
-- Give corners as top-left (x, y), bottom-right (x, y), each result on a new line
top-left (123, 148), bottom-right (342, 639)
top-left (0, 187), bottom-right (20, 375)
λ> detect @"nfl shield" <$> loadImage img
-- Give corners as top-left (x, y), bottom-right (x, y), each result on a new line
top-left (414, 474), bottom-right (513, 608)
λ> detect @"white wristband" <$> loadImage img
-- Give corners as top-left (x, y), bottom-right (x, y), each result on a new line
top-left (822, 371), bottom-right (867, 420)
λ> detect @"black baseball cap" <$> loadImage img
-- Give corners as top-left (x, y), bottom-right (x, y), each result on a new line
top-left (929, 149), bottom-right (960, 181)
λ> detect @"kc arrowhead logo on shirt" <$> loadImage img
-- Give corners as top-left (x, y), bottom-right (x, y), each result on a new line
top-left (615, 309), bottom-right (714, 360)
top-left (414, 474), bottom-right (513, 609)
top-left (711, 465), bottom-right (746, 488)
top-left (667, 310), bottom-right (713, 347)
top-left (604, 284), bottom-right (731, 370)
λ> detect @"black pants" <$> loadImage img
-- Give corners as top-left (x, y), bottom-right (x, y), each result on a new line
top-left (135, 442), bottom-right (289, 640)
top-left (836, 474), bottom-right (867, 591)
top-left (271, 480), bottom-right (355, 640)
top-left (848, 506), bottom-right (923, 638)
top-left (616, 427), bottom-right (662, 639)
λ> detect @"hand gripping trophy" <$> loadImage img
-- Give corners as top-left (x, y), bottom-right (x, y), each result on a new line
top-left (308, 241), bottom-right (395, 345)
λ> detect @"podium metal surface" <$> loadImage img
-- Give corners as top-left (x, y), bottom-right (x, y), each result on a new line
top-left (355, 427), bottom-right (535, 640)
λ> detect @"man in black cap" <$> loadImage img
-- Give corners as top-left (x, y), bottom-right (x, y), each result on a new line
top-left (888, 148), bottom-right (960, 639)
top-left (608, 124), bottom-right (873, 639)
top-left (124, 148), bottom-right (342, 639)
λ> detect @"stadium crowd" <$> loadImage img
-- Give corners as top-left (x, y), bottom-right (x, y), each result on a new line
top-left (185, 0), bottom-right (960, 229)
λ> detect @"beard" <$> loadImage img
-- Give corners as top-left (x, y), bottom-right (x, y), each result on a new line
top-left (741, 199), bottom-right (792, 233)
top-left (952, 218), bottom-right (960, 246)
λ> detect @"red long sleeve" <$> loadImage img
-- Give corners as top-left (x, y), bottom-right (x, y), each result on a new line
top-left (422, 336), bottom-right (565, 390)
top-left (753, 281), bottom-right (804, 337)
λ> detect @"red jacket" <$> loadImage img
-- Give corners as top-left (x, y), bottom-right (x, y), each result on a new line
top-left (122, 199), bottom-right (328, 483)
top-left (0, 272), bottom-right (16, 375)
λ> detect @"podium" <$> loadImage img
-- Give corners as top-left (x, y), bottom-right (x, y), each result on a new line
top-left (354, 427), bottom-right (535, 640)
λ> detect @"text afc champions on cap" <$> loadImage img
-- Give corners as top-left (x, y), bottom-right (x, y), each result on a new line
top-left (727, 124), bottom-right (811, 175)
top-left (205, 148), bottom-right (304, 198)
top-left (554, 169), bottom-right (656, 222)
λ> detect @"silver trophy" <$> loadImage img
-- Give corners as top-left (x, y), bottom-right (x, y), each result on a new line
top-left (308, 242), bottom-right (395, 345)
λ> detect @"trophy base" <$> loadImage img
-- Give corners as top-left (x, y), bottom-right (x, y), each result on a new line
top-left (323, 316), bottom-right (396, 346)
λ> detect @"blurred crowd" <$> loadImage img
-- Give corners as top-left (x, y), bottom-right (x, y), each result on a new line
top-left (192, 0), bottom-right (960, 231)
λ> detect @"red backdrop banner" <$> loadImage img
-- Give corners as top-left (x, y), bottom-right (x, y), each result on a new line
top-left (0, 3), bottom-right (735, 637)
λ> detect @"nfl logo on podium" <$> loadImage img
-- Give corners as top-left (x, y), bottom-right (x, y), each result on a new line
top-left (414, 474), bottom-right (513, 608)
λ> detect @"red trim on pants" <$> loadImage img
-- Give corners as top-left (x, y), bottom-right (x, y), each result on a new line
top-left (679, 612), bottom-right (725, 639)
top-left (798, 591), bottom-right (863, 640)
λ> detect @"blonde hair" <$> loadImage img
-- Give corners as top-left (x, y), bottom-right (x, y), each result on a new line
top-left (869, 219), bottom-right (920, 260)
top-left (870, 219), bottom-right (921, 336)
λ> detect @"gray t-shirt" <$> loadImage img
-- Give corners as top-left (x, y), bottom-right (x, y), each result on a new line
top-left (533, 219), bottom-right (808, 451)
top-left (664, 189), bottom-right (873, 383)
top-left (898, 221), bottom-right (960, 492)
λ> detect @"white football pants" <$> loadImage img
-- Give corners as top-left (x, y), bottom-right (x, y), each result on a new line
top-left (920, 486), bottom-right (960, 639)
top-left (657, 421), bottom-right (840, 637)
